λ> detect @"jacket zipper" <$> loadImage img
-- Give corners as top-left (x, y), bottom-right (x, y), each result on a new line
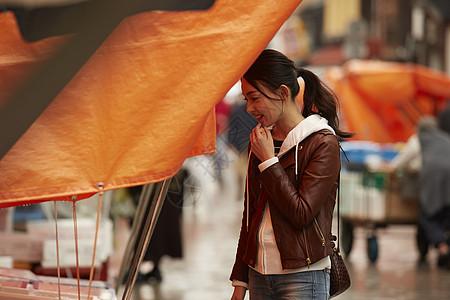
top-left (313, 218), bottom-right (326, 247)
top-left (302, 229), bottom-right (311, 268)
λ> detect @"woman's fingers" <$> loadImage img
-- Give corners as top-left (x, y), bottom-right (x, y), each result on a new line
top-left (262, 126), bottom-right (271, 138)
top-left (252, 123), bottom-right (267, 139)
top-left (250, 124), bottom-right (275, 162)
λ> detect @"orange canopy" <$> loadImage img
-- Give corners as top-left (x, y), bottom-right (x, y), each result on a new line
top-left (325, 60), bottom-right (450, 143)
top-left (0, 0), bottom-right (303, 208)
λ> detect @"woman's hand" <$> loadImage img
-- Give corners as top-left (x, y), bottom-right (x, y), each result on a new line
top-left (250, 123), bottom-right (275, 162)
top-left (231, 286), bottom-right (247, 300)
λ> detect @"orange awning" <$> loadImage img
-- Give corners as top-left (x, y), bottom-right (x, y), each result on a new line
top-left (0, 0), bottom-right (303, 208)
top-left (325, 60), bottom-right (450, 143)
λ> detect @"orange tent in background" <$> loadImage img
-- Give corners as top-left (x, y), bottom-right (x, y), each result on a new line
top-left (325, 60), bottom-right (450, 144)
top-left (0, 0), bottom-right (303, 208)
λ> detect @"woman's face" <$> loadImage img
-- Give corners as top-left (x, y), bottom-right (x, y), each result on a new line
top-left (242, 78), bottom-right (283, 128)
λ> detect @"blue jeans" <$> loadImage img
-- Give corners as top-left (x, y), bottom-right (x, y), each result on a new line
top-left (248, 268), bottom-right (330, 300)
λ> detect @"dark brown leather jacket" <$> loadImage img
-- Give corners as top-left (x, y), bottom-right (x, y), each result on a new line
top-left (230, 129), bottom-right (340, 284)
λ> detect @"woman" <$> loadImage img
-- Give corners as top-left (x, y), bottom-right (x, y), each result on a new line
top-left (230, 49), bottom-right (352, 300)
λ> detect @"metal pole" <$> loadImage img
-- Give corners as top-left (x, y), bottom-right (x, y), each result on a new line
top-left (119, 178), bottom-right (171, 300)
top-left (115, 183), bottom-right (154, 290)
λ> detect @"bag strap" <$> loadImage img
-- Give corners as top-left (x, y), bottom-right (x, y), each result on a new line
top-left (337, 142), bottom-right (349, 250)
top-left (337, 173), bottom-right (341, 250)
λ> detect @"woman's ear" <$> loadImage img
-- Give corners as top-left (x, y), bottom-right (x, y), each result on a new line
top-left (279, 85), bottom-right (290, 101)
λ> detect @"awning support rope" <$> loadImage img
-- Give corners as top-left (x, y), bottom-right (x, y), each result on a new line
top-left (54, 201), bottom-right (61, 300)
top-left (72, 201), bottom-right (81, 300)
top-left (87, 183), bottom-right (104, 299)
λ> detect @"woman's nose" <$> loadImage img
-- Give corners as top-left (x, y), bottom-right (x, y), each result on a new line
top-left (246, 101), bottom-right (253, 114)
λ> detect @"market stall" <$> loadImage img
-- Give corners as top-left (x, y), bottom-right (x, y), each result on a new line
top-left (326, 61), bottom-right (450, 262)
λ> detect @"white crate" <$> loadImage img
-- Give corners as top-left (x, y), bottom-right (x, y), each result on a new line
top-left (353, 186), bottom-right (386, 221)
top-left (0, 257), bottom-right (13, 268)
top-left (26, 219), bottom-right (113, 268)
top-left (41, 239), bottom-right (108, 268)
top-left (26, 218), bottom-right (112, 241)
top-left (340, 171), bottom-right (386, 221)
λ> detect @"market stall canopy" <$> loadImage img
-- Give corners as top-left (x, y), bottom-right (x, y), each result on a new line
top-left (325, 60), bottom-right (450, 143)
top-left (0, 0), bottom-right (217, 160)
top-left (0, 0), bottom-right (303, 208)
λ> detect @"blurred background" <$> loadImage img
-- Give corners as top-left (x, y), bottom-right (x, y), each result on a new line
top-left (1, 0), bottom-right (450, 299)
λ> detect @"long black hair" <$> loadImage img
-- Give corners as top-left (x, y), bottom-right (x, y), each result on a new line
top-left (243, 49), bottom-right (353, 139)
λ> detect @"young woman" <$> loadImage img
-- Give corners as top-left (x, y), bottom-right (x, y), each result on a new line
top-left (230, 49), bottom-right (352, 300)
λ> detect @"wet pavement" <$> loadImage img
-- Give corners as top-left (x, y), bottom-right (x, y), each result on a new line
top-left (111, 155), bottom-right (450, 300)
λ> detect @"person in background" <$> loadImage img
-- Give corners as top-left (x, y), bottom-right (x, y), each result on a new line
top-left (416, 115), bottom-right (450, 269)
top-left (392, 113), bottom-right (450, 269)
top-left (230, 49), bottom-right (353, 300)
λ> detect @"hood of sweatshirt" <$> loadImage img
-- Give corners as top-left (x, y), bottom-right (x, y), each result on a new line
top-left (278, 114), bottom-right (335, 157)
top-left (277, 114), bottom-right (335, 177)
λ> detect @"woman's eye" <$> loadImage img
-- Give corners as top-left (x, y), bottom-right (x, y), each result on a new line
top-left (243, 96), bottom-right (259, 102)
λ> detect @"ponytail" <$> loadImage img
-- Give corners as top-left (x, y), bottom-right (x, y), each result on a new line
top-left (297, 67), bottom-right (354, 139)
